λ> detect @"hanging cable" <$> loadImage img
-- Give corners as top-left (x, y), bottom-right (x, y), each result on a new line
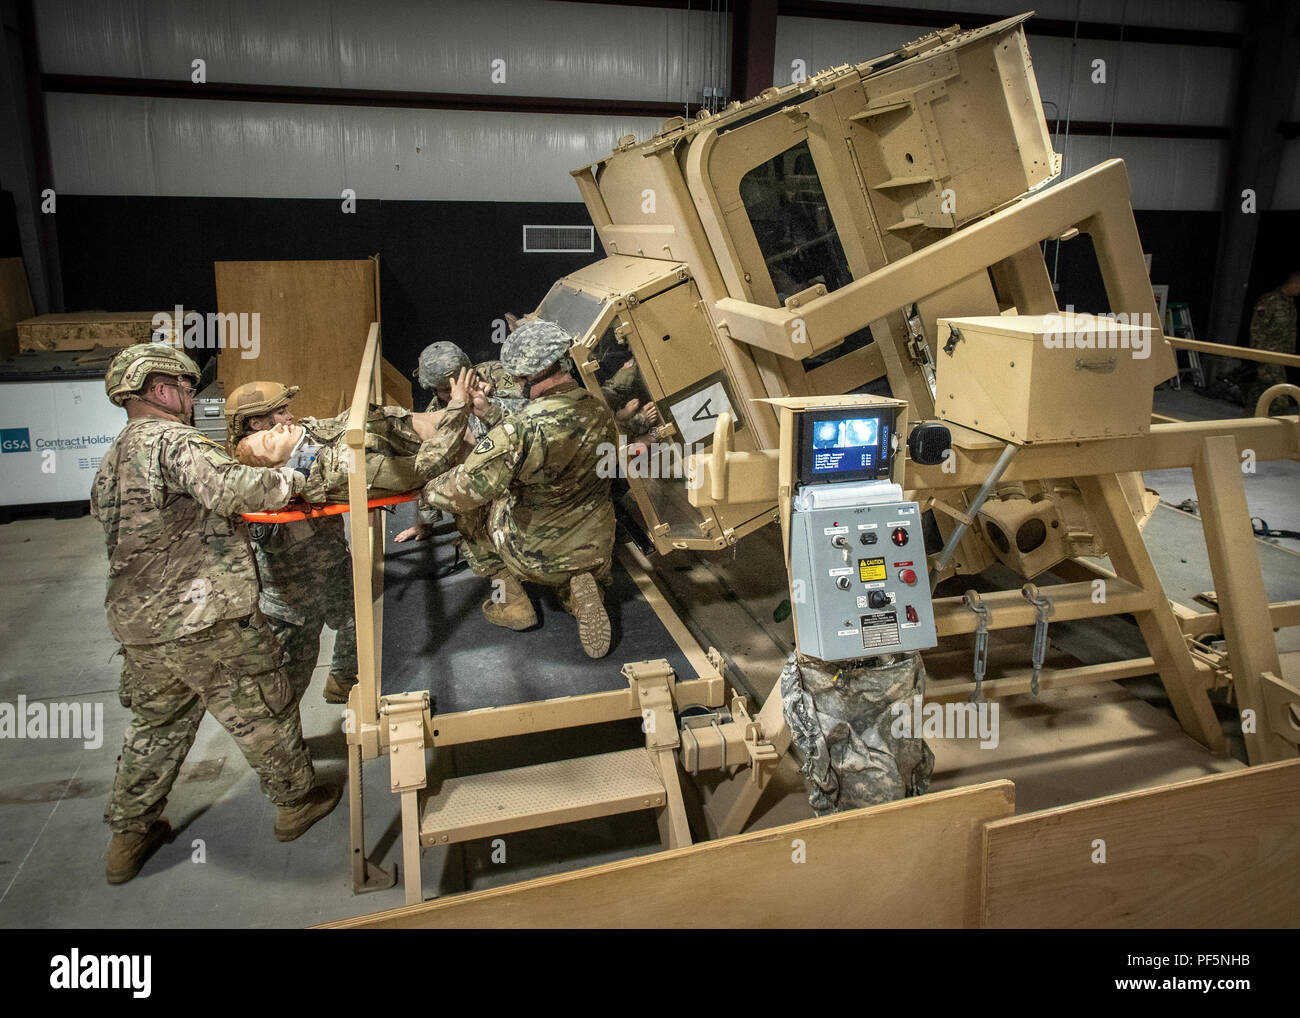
top-left (1107, 0), bottom-right (1128, 157)
top-left (684, 0), bottom-right (692, 118)
top-left (1051, 0), bottom-right (1084, 290)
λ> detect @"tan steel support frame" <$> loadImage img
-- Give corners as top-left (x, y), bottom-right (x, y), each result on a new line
top-left (689, 412), bottom-right (1300, 775)
top-left (344, 322), bottom-right (396, 893)
top-left (337, 332), bottom-right (737, 898)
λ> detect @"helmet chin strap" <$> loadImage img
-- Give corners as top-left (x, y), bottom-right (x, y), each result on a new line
top-left (127, 392), bottom-right (192, 424)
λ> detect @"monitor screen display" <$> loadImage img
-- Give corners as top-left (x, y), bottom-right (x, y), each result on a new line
top-left (811, 417), bottom-right (879, 474)
top-left (798, 407), bottom-right (896, 485)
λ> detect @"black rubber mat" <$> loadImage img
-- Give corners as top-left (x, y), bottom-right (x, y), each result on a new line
top-left (380, 512), bottom-right (693, 713)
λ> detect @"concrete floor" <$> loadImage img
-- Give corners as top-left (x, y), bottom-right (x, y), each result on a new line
top-left (1, 387), bottom-right (1297, 927)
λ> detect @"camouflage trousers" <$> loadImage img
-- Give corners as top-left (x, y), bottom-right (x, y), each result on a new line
top-left (780, 650), bottom-right (934, 816)
top-left (267, 611), bottom-right (356, 702)
top-left (457, 503), bottom-right (612, 593)
top-left (1243, 364), bottom-right (1298, 416)
top-left (106, 611), bottom-right (315, 834)
top-left (255, 522), bottom-right (357, 701)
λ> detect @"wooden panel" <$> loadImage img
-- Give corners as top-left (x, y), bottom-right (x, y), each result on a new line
top-left (0, 258), bottom-right (35, 360)
top-left (324, 780), bottom-right (1015, 929)
top-left (982, 759), bottom-right (1300, 928)
top-left (215, 259), bottom-right (392, 420)
top-left (379, 356), bottom-right (412, 410)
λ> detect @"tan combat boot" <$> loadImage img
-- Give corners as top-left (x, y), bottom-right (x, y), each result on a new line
top-left (569, 572), bottom-right (611, 659)
top-left (323, 673), bottom-right (357, 704)
top-left (482, 572), bottom-right (538, 631)
top-left (274, 785), bottom-right (343, 842)
top-left (106, 819), bottom-right (171, 885)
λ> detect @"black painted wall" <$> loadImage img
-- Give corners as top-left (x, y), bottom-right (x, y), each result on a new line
top-left (53, 196), bottom-right (599, 386)
top-left (48, 197), bottom-right (1300, 384)
top-left (1052, 209), bottom-right (1300, 346)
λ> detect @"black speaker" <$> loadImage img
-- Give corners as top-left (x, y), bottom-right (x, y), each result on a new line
top-left (907, 421), bottom-right (952, 466)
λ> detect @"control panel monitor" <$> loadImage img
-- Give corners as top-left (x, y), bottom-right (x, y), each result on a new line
top-left (797, 406), bottom-right (899, 486)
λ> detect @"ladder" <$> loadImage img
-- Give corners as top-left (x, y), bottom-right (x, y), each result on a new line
top-left (1167, 302), bottom-right (1205, 390)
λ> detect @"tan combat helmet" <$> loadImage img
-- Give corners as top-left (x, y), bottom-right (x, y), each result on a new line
top-left (105, 343), bottom-right (201, 407)
top-left (225, 381), bottom-right (300, 445)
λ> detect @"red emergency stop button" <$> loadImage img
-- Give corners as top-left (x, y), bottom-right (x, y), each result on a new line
top-left (899, 568), bottom-right (917, 585)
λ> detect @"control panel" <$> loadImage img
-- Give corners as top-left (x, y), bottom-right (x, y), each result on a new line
top-left (782, 400), bottom-right (938, 662)
top-left (789, 483), bottom-right (937, 660)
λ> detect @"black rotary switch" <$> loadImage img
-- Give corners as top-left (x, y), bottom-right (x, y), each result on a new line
top-left (868, 590), bottom-right (890, 609)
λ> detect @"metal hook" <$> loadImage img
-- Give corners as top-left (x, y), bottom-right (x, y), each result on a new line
top-left (1022, 582), bottom-right (1053, 696)
top-left (964, 589), bottom-right (990, 703)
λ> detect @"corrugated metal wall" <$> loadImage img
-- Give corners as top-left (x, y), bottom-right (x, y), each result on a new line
top-left (35, 0), bottom-right (725, 100)
top-left (34, 0), bottom-right (1292, 211)
top-left (790, 0), bottom-right (1243, 33)
top-left (44, 94), bottom-right (659, 201)
top-left (36, 0), bottom-right (726, 200)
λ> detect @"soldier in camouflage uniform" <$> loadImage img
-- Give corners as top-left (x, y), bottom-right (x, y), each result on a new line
top-left (422, 320), bottom-right (619, 658)
top-left (226, 382), bottom-right (359, 705)
top-left (1243, 271), bottom-right (1300, 415)
top-left (601, 357), bottom-right (661, 439)
top-left (780, 650), bottom-right (934, 815)
top-left (91, 345), bottom-right (341, 885)
top-left (395, 339), bottom-right (526, 543)
top-left (230, 386), bottom-right (469, 699)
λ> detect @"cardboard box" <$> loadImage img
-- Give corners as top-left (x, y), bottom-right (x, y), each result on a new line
top-left (935, 313), bottom-right (1156, 444)
top-left (17, 311), bottom-right (168, 352)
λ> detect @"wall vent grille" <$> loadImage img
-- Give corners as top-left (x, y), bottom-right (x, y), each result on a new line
top-left (523, 225), bottom-right (594, 253)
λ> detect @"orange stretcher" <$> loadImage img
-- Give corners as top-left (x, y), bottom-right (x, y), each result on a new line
top-left (242, 492), bottom-right (420, 523)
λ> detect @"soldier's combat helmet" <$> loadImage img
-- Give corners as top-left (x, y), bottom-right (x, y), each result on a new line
top-left (416, 342), bottom-right (472, 390)
top-left (500, 319), bottom-right (572, 377)
top-left (105, 343), bottom-right (201, 407)
top-left (225, 381), bottom-right (300, 444)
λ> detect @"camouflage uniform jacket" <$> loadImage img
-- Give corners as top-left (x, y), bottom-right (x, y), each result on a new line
top-left (251, 514), bottom-right (350, 626)
top-left (422, 382), bottom-right (618, 579)
top-left (1249, 288), bottom-right (1297, 355)
top-left (295, 406), bottom-right (465, 503)
top-left (90, 417), bottom-right (301, 645)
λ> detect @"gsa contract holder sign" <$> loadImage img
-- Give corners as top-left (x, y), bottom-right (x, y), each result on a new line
top-left (0, 364), bottom-right (123, 508)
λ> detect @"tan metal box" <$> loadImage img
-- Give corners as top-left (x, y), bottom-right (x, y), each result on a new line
top-left (935, 313), bottom-right (1155, 444)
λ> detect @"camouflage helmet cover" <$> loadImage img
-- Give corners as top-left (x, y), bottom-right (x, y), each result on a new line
top-left (416, 342), bottom-right (471, 389)
top-left (105, 342), bottom-right (201, 407)
top-left (500, 319), bottom-right (573, 377)
top-left (224, 381), bottom-right (300, 444)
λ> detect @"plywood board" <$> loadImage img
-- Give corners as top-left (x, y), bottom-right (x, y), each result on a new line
top-left (380, 356), bottom-right (412, 410)
top-left (0, 258), bottom-right (35, 360)
top-left (982, 759), bottom-right (1300, 928)
top-left (324, 780), bottom-right (1015, 929)
top-left (215, 258), bottom-right (408, 420)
